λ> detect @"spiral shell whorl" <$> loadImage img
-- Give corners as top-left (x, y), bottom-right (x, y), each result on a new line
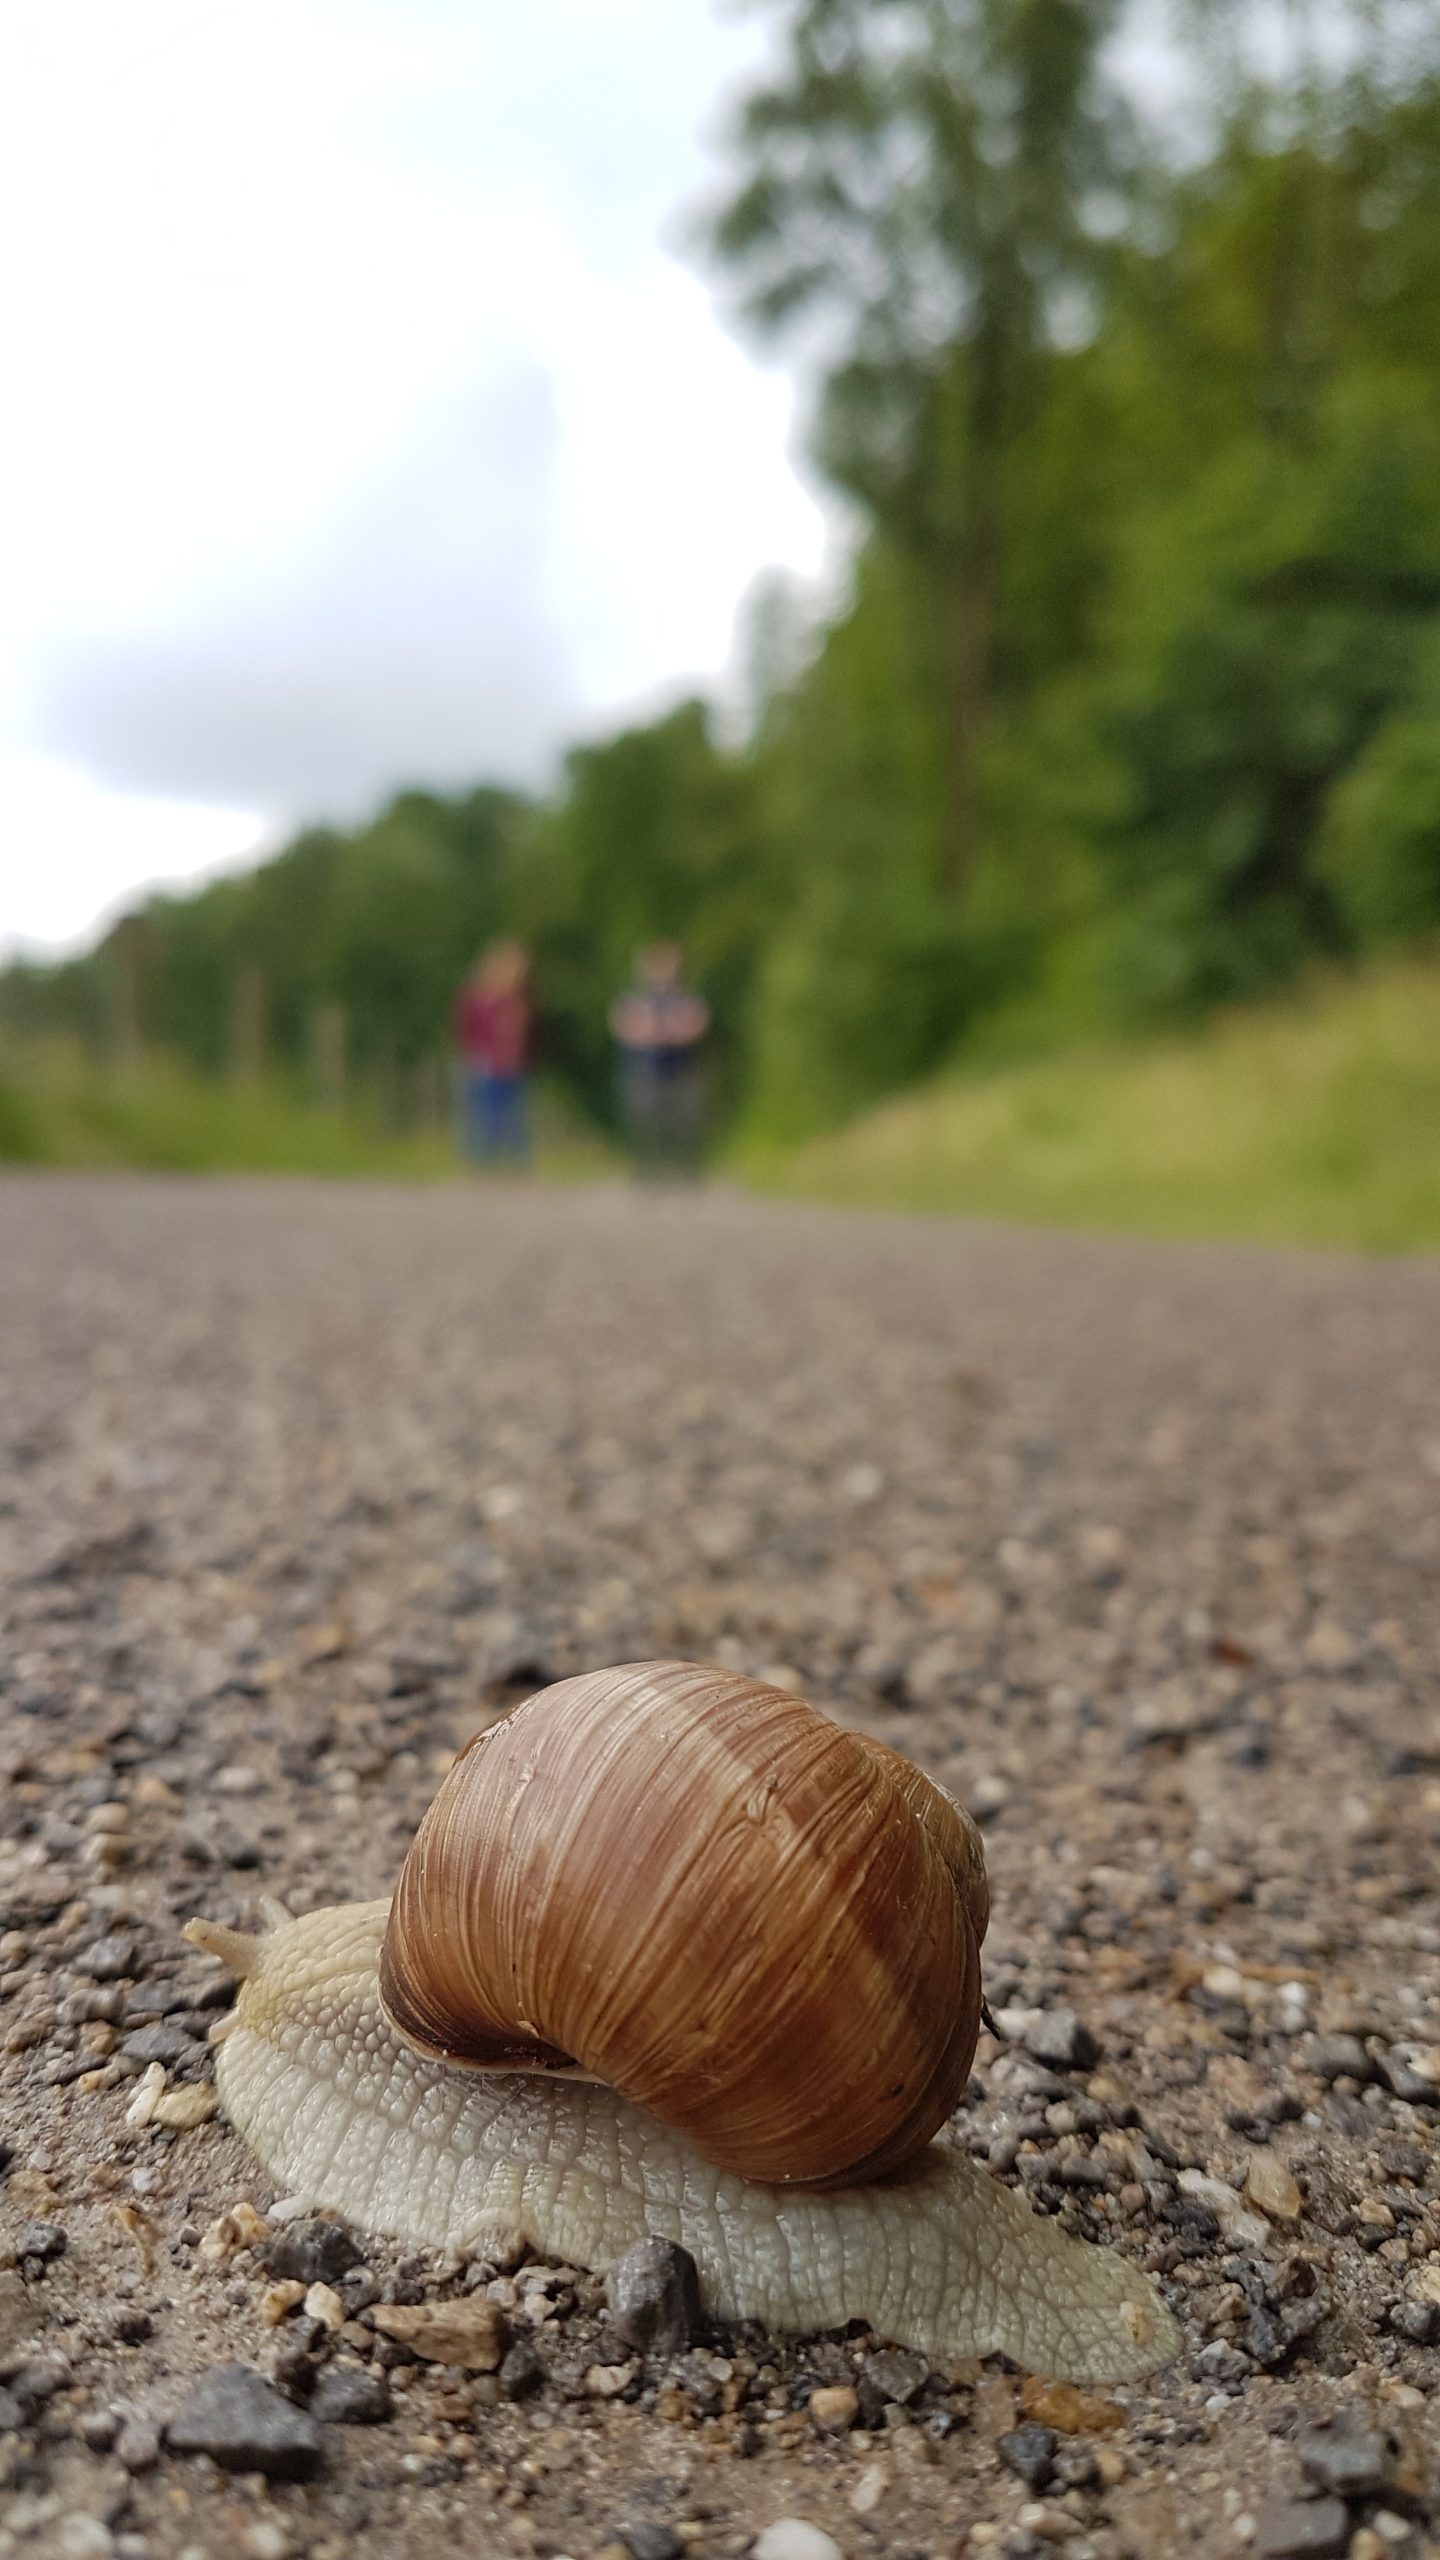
top-left (378, 1660), bottom-right (987, 2187)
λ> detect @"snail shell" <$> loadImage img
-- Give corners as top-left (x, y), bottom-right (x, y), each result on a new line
top-left (378, 1660), bottom-right (988, 2187)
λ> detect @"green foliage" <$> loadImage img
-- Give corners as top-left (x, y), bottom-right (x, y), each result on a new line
top-left (1082, 374), bottom-right (1440, 1014)
top-left (1319, 634), bottom-right (1440, 943)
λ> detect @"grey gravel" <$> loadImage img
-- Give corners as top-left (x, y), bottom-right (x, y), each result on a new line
top-left (3, 1175), bottom-right (1440, 2560)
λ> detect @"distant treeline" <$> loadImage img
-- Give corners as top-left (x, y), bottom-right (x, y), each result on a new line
top-left (6, 3), bottom-right (1440, 1144)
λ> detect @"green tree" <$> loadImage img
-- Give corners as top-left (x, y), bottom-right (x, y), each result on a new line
top-left (703, 0), bottom-right (1128, 890)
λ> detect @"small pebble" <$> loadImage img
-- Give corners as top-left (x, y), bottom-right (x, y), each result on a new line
top-left (618, 2529), bottom-right (685, 2560)
top-left (997, 2423), bottom-right (1058, 2490)
top-left (808, 2384), bottom-right (859, 2433)
top-left (16, 2219), bottom-right (66, 2262)
top-left (124, 2063), bottom-right (166, 2130)
top-left (370, 2298), bottom-right (507, 2369)
top-left (152, 2082), bottom-right (217, 2129)
top-left (751, 2528), bottom-right (844, 2560)
top-left (115, 2412), bottom-right (162, 2472)
top-left (263, 2219), bottom-right (362, 2286)
top-left (585, 2361), bottom-right (638, 2400)
top-left (82, 1936), bottom-right (136, 1982)
top-left (308, 2364), bottom-right (393, 2425)
top-left (1296, 2413), bottom-right (1394, 2500)
top-left (497, 2339), bottom-right (544, 2400)
top-left (605, 2235), bottom-right (703, 2355)
top-left (861, 2348), bottom-right (929, 2407)
top-left (261, 2282), bottom-right (307, 2326)
top-left (1245, 2149), bottom-right (1303, 2224)
top-left (1251, 2493), bottom-right (1349, 2559)
top-left (1307, 2035), bottom-right (1373, 2085)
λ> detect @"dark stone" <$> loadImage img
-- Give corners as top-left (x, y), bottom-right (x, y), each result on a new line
top-left (1018, 2009), bottom-right (1101, 2072)
top-left (1389, 2298), bottom-right (1440, 2345)
top-left (1252, 2495), bottom-right (1349, 2560)
top-left (269, 2341), bottom-right (319, 2401)
top-left (1193, 2340), bottom-right (1252, 2387)
top-left (112, 2310), bottom-right (152, 2346)
top-left (1306, 2035), bottom-right (1372, 2085)
top-left (858, 2346), bottom-right (930, 2426)
top-left (620, 2529), bottom-right (685, 2560)
top-left (262, 2219), bottom-right (362, 2286)
top-left (1373, 2048), bottom-right (1439, 2106)
top-left (498, 2340), bottom-right (545, 2401)
top-left (605, 2237), bottom-right (703, 2356)
top-left (82, 1936), bottom-right (137, 1982)
top-left (308, 2365), bottom-right (393, 2426)
top-left (15, 2222), bottom-right (66, 2263)
top-left (120, 1984), bottom-right (175, 2022)
top-left (997, 2423), bottom-right (1057, 2490)
top-left (1296, 2414), bottom-right (1394, 2501)
top-left (166, 2362), bottom-right (324, 2479)
top-left (121, 2024), bottom-right (195, 2068)
top-left (1245, 2291), bottom-right (1327, 2371)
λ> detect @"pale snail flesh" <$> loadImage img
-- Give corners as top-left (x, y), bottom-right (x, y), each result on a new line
top-left (187, 1662), bottom-right (1180, 2383)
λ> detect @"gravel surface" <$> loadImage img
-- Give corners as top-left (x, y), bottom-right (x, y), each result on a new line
top-left (1, 1172), bottom-right (1439, 2560)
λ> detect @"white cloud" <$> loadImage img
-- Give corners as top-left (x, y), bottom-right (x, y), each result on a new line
top-left (0, 0), bottom-right (828, 957)
top-left (0, 758), bottom-right (270, 956)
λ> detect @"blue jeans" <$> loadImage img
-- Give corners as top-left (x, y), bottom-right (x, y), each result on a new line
top-left (464, 1071), bottom-right (529, 1166)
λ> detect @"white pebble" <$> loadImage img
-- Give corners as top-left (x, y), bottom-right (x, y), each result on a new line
top-left (753, 2527), bottom-right (845, 2560)
top-left (56, 2522), bottom-right (113, 2559)
top-left (124, 2062), bottom-right (166, 2130)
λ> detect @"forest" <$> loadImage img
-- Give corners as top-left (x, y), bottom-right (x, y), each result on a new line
top-left (4, 0), bottom-right (1440, 1151)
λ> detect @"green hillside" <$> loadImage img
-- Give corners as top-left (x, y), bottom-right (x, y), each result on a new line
top-left (746, 955), bottom-right (1440, 1254)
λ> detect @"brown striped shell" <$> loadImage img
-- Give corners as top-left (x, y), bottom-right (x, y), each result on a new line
top-left (378, 1660), bottom-right (988, 2187)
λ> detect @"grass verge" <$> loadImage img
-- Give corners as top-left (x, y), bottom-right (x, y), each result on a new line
top-left (0, 1041), bottom-right (607, 1182)
top-left (742, 953), bottom-right (1440, 1253)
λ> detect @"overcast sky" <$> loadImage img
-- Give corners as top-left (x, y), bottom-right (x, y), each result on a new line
top-left (0, 0), bottom-right (831, 957)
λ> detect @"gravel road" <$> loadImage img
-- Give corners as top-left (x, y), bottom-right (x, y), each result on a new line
top-left (2, 1173), bottom-right (1439, 2560)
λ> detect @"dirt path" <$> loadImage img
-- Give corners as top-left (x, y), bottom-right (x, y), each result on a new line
top-left (2, 1174), bottom-right (1438, 2560)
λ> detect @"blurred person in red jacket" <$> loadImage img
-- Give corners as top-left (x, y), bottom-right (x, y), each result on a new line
top-left (454, 941), bottom-right (534, 1166)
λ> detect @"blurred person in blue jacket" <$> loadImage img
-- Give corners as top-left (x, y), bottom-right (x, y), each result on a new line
top-left (609, 942), bottom-right (710, 1177)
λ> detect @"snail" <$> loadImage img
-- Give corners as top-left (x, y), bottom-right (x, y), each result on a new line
top-left (187, 1661), bottom-right (1179, 2382)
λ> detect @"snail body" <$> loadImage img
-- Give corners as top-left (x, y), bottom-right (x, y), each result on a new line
top-left (189, 1663), bottom-right (1179, 2382)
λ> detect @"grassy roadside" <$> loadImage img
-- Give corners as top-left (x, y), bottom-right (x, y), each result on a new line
top-left (740, 953), bottom-right (1440, 1254)
top-left (0, 1040), bottom-right (608, 1182)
